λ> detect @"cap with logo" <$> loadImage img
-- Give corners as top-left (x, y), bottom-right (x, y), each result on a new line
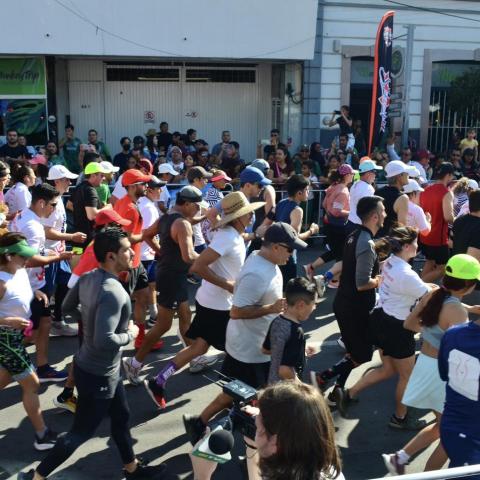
top-left (95, 209), bottom-right (132, 227)
top-left (47, 165), bottom-right (79, 180)
top-left (121, 168), bottom-right (152, 187)
top-left (100, 161), bottom-right (120, 174)
top-left (187, 166), bottom-right (213, 183)
top-left (445, 254), bottom-right (480, 280)
top-left (240, 166), bottom-right (271, 186)
top-left (358, 158), bottom-right (383, 174)
top-left (416, 149), bottom-right (433, 160)
top-left (158, 163), bottom-right (178, 176)
top-left (177, 185), bottom-right (208, 208)
top-left (84, 162), bottom-right (108, 175)
top-left (384, 160), bottom-right (419, 178)
top-left (403, 179), bottom-right (424, 194)
top-left (264, 222), bottom-right (307, 250)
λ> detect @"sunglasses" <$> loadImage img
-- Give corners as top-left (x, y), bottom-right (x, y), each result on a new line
top-left (278, 243), bottom-right (294, 253)
top-left (50, 202), bottom-right (58, 207)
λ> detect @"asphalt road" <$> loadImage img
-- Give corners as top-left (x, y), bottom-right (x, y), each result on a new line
top-left (0, 248), bottom-right (439, 480)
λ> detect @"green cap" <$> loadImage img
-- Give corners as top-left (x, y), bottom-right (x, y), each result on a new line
top-left (445, 254), bottom-right (480, 280)
top-left (0, 240), bottom-right (38, 258)
top-left (84, 162), bottom-right (108, 175)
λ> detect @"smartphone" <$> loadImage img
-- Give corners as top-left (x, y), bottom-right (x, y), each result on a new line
top-left (260, 139), bottom-right (270, 146)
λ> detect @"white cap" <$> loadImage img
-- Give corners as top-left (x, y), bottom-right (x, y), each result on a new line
top-left (100, 161), bottom-right (119, 174)
top-left (158, 163), bottom-right (178, 175)
top-left (403, 179), bottom-right (424, 194)
top-left (468, 179), bottom-right (479, 190)
top-left (385, 160), bottom-right (419, 178)
top-left (47, 165), bottom-right (79, 181)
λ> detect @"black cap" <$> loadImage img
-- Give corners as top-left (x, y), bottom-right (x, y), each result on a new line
top-left (187, 166), bottom-right (213, 183)
top-left (147, 175), bottom-right (167, 189)
top-left (264, 222), bottom-right (307, 250)
top-left (464, 148), bottom-right (475, 156)
top-left (177, 185), bottom-right (207, 206)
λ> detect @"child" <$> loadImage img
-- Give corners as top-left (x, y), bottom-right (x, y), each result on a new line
top-left (459, 129), bottom-right (478, 161)
top-left (403, 179), bottom-right (431, 236)
top-left (262, 277), bottom-right (317, 384)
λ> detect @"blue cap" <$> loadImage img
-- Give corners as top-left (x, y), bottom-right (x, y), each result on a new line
top-left (240, 166), bottom-right (271, 186)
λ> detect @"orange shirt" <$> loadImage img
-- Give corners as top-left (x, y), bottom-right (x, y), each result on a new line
top-left (114, 195), bottom-right (143, 268)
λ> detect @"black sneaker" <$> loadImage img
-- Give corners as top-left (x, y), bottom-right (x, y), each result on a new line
top-left (34, 428), bottom-right (57, 451)
top-left (183, 413), bottom-right (206, 445)
top-left (124, 458), bottom-right (167, 479)
top-left (17, 470), bottom-right (34, 480)
top-left (389, 413), bottom-right (427, 431)
top-left (143, 379), bottom-right (166, 409)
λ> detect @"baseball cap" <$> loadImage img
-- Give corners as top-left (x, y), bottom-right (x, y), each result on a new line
top-left (0, 239), bottom-right (37, 257)
top-left (187, 166), bottom-right (213, 183)
top-left (47, 165), bottom-right (79, 180)
top-left (416, 149), bottom-right (433, 160)
top-left (158, 163), bottom-right (178, 176)
top-left (445, 254), bottom-right (480, 281)
top-left (177, 185), bottom-right (208, 208)
top-left (100, 161), bottom-right (119, 174)
top-left (240, 166), bottom-right (271, 186)
top-left (147, 175), bottom-right (166, 189)
top-left (358, 158), bottom-right (383, 174)
top-left (403, 179), bottom-right (424, 194)
top-left (468, 179), bottom-right (479, 190)
top-left (138, 158), bottom-right (153, 175)
top-left (384, 160), bottom-right (419, 178)
top-left (121, 168), bottom-right (152, 186)
top-left (95, 209), bottom-right (132, 227)
top-left (264, 222), bottom-right (307, 250)
top-left (211, 170), bottom-right (232, 182)
top-left (338, 164), bottom-right (357, 175)
top-left (84, 162), bottom-right (108, 175)
top-left (250, 159), bottom-right (270, 174)
top-left (30, 154), bottom-right (47, 166)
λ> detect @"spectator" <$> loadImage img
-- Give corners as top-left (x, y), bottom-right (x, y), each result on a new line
top-left (449, 148), bottom-right (463, 179)
top-left (211, 130), bottom-right (232, 160)
top-left (169, 146), bottom-right (184, 173)
top-left (58, 124), bottom-right (82, 174)
top-left (328, 105), bottom-right (354, 151)
top-left (156, 121), bottom-right (173, 152)
top-left (144, 129), bottom-right (159, 163)
top-left (29, 154), bottom-right (49, 185)
top-left (221, 141), bottom-right (244, 180)
top-left (294, 144), bottom-right (322, 177)
top-left (113, 137), bottom-right (131, 174)
top-left (0, 128), bottom-right (30, 163)
top-left (413, 149), bottom-right (433, 182)
top-left (272, 146), bottom-right (293, 184)
top-left (459, 128), bottom-right (478, 161)
top-left (83, 129), bottom-right (111, 162)
top-left (45, 141), bottom-right (63, 167)
top-left (4, 164), bottom-right (36, 221)
top-left (461, 148), bottom-right (479, 182)
top-left (309, 142), bottom-right (326, 174)
top-left (18, 135), bottom-right (37, 158)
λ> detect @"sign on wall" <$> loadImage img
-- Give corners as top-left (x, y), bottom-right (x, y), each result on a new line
top-left (0, 58), bottom-right (46, 97)
top-left (144, 110), bottom-right (156, 123)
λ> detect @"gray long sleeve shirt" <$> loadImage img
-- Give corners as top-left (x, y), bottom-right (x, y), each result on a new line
top-left (63, 268), bottom-right (132, 377)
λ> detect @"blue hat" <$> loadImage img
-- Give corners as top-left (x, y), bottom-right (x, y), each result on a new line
top-left (240, 166), bottom-right (271, 186)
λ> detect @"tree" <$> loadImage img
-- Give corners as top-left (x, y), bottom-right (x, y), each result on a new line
top-left (448, 68), bottom-right (480, 124)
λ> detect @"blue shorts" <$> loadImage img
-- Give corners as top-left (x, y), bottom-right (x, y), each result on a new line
top-left (44, 259), bottom-right (72, 295)
top-left (141, 260), bottom-right (157, 284)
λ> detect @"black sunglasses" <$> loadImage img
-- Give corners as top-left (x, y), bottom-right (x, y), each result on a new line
top-left (278, 243), bottom-right (294, 253)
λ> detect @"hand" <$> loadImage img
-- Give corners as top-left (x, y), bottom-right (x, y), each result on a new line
top-left (309, 223), bottom-right (319, 235)
top-left (71, 232), bottom-right (87, 244)
top-left (305, 345), bottom-right (317, 357)
top-left (269, 298), bottom-right (286, 314)
top-left (425, 211), bottom-right (432, 222)
top-left (34, 290), bottom-right (49, 307)
top-left (189, 427), bottom-right (218, 480)
top-left (224, 280), bottom-right (235, 294)
top-left (59, 251), bottom-right (74, 261)
top-left (127, 321), bottom-right (139, 339)
top-left (375, 275), bottom-right (382, 288)
top-left (4, 317), bottom-right (31, 330)
top-left (241, 405), bottom-right (260, 417)
top-left (205, 207), bottom-right (219, 223)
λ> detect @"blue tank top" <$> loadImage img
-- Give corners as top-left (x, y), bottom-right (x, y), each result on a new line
top-left (422, 296), bottom-right (461, 349)
top-left (275, 199), bottom-right (298, 224)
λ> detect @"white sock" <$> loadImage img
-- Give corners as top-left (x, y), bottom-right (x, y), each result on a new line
top-left (131, 357), bottom-right (143, 369)
top-left (397, 449), bottom-right (410, 465)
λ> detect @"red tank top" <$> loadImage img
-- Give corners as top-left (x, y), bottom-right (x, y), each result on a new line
top-left (419, 183), bottom-right (449, 246)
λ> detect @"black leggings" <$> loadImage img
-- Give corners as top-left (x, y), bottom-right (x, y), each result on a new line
top-left (37, 369), bottom-right (134, 477)
top-left (319, 223), bottom-right (347, 263)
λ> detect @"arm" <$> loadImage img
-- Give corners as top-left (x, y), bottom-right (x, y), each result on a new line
top-left (442, 190), bottom-right (455, 224)
top-left (342, 112), bottom-right (353, 127)
top-left (356, 241), bottom-right (380, 291)
top-left (329, 190), bottom-right (350, 218)
top-left (26, 252), bottom-right (72, 268)
top-left (172, 218), bottom-right (198, 264)
top-left (327, 112), bottom-right (337, 128)
top-left (404, 287), bottom-right (438, 333)
top-left (190, 247), bottom-right (234, 293)
top-left (230, 298), bottom-right (284, 320)
top-left (44, 227), bottom-right (86, 245)
top-left (61, 278), bottom-right (82, 325)
top-left (394, 194), bottom-right (409, 226)
top-left (467, 246), bottom-right (480, 262)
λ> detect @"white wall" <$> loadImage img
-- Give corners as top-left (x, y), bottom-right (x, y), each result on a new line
top-left (2, 0), bottom-right (318, 60)
top-left (319, 0), bottom-right (480, 130)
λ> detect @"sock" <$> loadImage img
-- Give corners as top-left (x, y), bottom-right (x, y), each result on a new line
top-left (35, 427), bottom-right (47, 439)
top-left (397, 449), bottom-right (410, 465)
top-left (58, 387), bottom-right (74, 402)
top-left (155, 360), bottom-right (177, 387)
top-left (320, 356), bottom-right (355, 384)
top-left (148, 304), bottom-right (158, 319)
top-left (131, 357), bottom-right (142, 369)
top-left (324, 271), bottom-right (334, 282)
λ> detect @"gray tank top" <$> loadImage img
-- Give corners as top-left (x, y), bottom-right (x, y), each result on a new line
top-left (422, 296), bottom-right (461, 349)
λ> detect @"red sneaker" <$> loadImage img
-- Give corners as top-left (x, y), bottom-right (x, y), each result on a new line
top-left (134, 337), bottom-right (164, 351)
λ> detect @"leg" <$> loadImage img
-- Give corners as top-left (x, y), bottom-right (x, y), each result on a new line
top-left (0, 367), bottom-right (11, 389)
top-left (391, 356), bottom-right (416, 418)
top-left (199, 392), bottom-right (233, 425)
top-left (132, 287), bottom-right (149, 327)
top-left (177, 301), bottom-right (192, 345)
top-left (173, 338), bottom-right (210, 370)
top-left (147, 281), bottom-right (158, 319)
top-left (18, 372), bottom-right (45, 432)
top-left (34, 316), bottom-right (51, 367)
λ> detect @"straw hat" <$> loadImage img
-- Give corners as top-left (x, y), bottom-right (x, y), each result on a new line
top-left (215, 191), bottom-right (265, 228)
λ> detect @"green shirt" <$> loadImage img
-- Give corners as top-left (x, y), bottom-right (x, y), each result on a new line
top-left (96, 183), bottom-right (111, 206)
top-left (93, 141), bottom-right (112, 162)
top-left (61, 137), bottom-right (82, 173)
top-left (48, 155), bottom-right (65, 167)
top-left (294, 157), bottom-right (322, 176)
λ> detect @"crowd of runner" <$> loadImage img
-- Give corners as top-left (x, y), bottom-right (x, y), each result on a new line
top-left (0, 117), bottom-right (479, 479)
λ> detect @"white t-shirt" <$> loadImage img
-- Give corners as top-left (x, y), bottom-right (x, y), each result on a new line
top-left (196, 226), bottom-right (246, 311)
top-left (458, 201), bottom-right (470, 217)
top-left (409, 161), bottom-right (427, 183)
top-left (406, 201), bottom-right (429, 233)
top-left (15, 208), bottom-right (47, 290)
top-left (158, 187), bottom-right (170, 214)
top-left (112, 174), bottom-right (126, 200)
top-left (378, 254), bottom-right (429, 320)
top-left (41, 200), bottom-right (67, 253)
top-left (348, 180), bottom-right (374, 224)
top-left (226, 251), bottom-right (283, 363)
top-left (5, 182), bottom-right (31, 219)
top-left (138, 196), bottom-right (160, 261)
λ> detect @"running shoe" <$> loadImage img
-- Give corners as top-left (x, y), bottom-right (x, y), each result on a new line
top-left (189, 355), bottom-right (217, 373)
top-left (389, 414), bottom-right (427, 431)
top-left (37, 365), bottom-right (68, 383)
top-left (183, 414), bottom-right (206, 445)
top-left (134, 336), bottom-right (164, 351)
top-left (313, 274), bottom-right (326, 299)
top-left (382, 453), bottom-right (406, 475)
top-left (303, 263), bottom-right (314, 281)
top-left (122, 357), bottom-right (143, 386)
top-left (144, 379), bottom-right (166, 409)
top-left (33, 428), bottom-right (57, 451)
top-left (334, 387), bottom-right (354, 418)
top-left (310, 371), bottom-right (327, 393)
top-left (49, 320), bottom-right (78, 337)
top-left (187, 275), bottom-right (200, 285)
top-left (124, 458), bottom-right (167, 479)
top-left (53, 395), bottom-right (77, 414)
top-left (17, 470), bottom-right (34, 479)
top-left (327, 279), bottom-right (340, 289)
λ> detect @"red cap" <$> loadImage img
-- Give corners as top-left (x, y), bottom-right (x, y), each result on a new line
top-left (95, 209), bottom-right (132, 226)
top-left (30, 154), bottom-right (47, 166)
top-left (122, 169), bottom-right (152, 186)
top-left (211, 170), bottom-right (232, 182)
top-left (417, 149), bottom-right (432, 159)
top-left (138, 158), bottom-right (153, 175)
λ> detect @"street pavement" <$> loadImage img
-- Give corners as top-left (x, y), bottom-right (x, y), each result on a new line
top-left (0, 248), bottom-right (439, 480)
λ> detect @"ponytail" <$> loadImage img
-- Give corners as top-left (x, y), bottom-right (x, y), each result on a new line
top-left (374, 225), bottom-right (418, 261)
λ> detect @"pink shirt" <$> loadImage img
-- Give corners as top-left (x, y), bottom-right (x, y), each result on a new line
top-left (323, 183), bottom-right (349, 219)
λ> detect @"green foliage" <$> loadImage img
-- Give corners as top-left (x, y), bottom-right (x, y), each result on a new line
top-left (448, 68), bottom-right (480, 122)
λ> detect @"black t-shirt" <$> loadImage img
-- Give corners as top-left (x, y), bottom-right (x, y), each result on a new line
top-left (113, 151), bottom-right (130, 174)
top-left (157, 132), bottom-right (173, 150)
top-left (336, 116), bottom-right (353, 135)
top-left (452, 214), bottom-right (480, 255)
top-left (0, 143), bottom-right (30, 159)
top-left (263, 315), bottom-right (306, 384)
top-left (71, 181), bottom-right (100, 246)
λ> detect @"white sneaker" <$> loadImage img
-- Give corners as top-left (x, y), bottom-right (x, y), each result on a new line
top-left (122, 357), bottom-right (143, 386)
top-left (313, 275), bottom-right (326, 300)
top-left (189, 355), bottom-right (217, 373)
top-left (49, 321), bottom-right (78, 337)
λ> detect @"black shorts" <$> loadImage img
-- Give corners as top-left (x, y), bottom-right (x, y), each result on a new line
top-left (30, 288), bottom-right (51, 329)
top-left (221, 352), bottom-right (270, 390)
top-left (419, 243), bottom-right (449, 265)
top-left (333, 295), bottom-right (373, 364)
top-left (368, 308), bottom-right (415, 359)
top-left (185, 301), bottom-right (230, 351)
top-left (156, 270), bottom-right (189, 309)
top-left (120, 263), bottom-right (149, 296)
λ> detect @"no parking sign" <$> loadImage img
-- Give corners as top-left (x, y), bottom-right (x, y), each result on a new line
top-left (144, 110), bottom-right (156, 124)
